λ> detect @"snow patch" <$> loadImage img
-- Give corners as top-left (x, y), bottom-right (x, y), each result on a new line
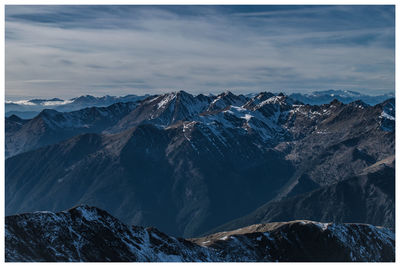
top-left (381, 111), bottom-right (394, 121)
top-left (157, 93), bottom-right (176, 109)
top-left (76, 207), bottom-right (99, 221)
top-left (314, 222), bottom-right (330, 231)
top-left (242, 114), bottom-right (253, 122)
top-left (219, 235), bottom-right (230, 241)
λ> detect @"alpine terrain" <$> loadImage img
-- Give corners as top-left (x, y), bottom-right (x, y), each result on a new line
top-left (5, 90), bottom-right (395, 261)
top-left (5, 205), bottom-right (395, 262)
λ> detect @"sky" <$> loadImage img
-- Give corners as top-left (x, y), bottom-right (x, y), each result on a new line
top-left (5, 5), bottom-right (395, 99)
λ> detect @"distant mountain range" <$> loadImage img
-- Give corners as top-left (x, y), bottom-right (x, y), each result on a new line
top-left (5, 90), bottom-right (395, 242)
top-left (5, 90), bottom-right (394, 119)
top-left (5, 102), bottom-right (138, 158)
top-left (5, 205), bottom-right (395, 262)
top-left (289, 89), bottom-right (394, 105)
top-left (5, 94), bottom-right (148, 119)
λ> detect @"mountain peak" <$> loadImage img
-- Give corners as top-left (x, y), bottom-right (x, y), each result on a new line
top-left (175, 90), bottom-right (194, 99)
top-left (329, 99), bottom-right (343, 106)
top-left (72, 95), bottom-right (98, 104)
top-left (222, 90), bottom-right (233, 96)
top-left (256, 92), bottom-right (275, 100)
top-left (67, 204), bottom-right (110, 221)
top-left (38, 108), bottom-right (60, 117)
top-left (207, 91), bottom-right (248, 112)
top-left (349, 100), bottom-right (369, 108)
top-left (68, 204), bottom-right (99, 212)
top-left (7, 114), bottom-right (23, 121)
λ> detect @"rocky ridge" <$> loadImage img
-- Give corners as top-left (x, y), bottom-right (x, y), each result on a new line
top-left (6, 205), bottom-right (395, 262)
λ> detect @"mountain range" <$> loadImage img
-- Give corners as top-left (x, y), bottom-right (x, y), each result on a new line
top-left (289, 90), bottom-right (394, 105)
top-left (6, 89), bottom-right (393, 119)
top-left (5, 90), bottom-right (395, 243)
top-left (5, 94), bottom-right (148, 119)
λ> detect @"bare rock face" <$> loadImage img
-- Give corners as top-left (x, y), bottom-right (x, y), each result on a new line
top-left (5, 205), bottom-right (394, 262)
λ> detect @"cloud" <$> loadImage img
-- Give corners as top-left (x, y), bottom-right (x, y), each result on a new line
top-left (5, 5), bottom-right (395, 98)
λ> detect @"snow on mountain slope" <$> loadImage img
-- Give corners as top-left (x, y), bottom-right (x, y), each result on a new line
top-left (157, 92), bottom-right (298, 147)
top-left (5, 205), bottom-right (395, 262)
top-left (107, 91), bottom-right (212, 132)
top-left (379, 98), bottom-right (395, 132)
top-left (7, 91), bottom-right (394, 157)
top-left (9, 91), bottom-right (295, 147)
top-left (5, 205), bottom-right (216, 262)
top-left (207, 91), bottom-right (249, 111)
top-left (242, 92), bottom-right (275, 109)
top-left (6, 90), bottom-right (393, 119)
top-left (195, 103), bottom-right (290, 144)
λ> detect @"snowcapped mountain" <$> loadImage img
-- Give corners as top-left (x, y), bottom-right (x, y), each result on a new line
top-left (6, 205), bottom-right (394, 262)
top-left (107, 91), bottom-right (213, 132)
top-left (207, 91), bottom-right (249, 111)
top-left (4, 90), bottom-right (395, 262)
top-left (5, 94), bottom-right (148, 119)
top-left (289, 89), bottom-right (394, 105)
top-left (6, 90), bottom-right (298, 158)
top-left (7, 89), bottom-right (392, 119)
top-left (5, 91), bottom-right (394, 239)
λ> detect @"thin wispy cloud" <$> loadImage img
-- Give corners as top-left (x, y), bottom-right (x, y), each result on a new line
top-left (5, 5), bottom-right (395, 99)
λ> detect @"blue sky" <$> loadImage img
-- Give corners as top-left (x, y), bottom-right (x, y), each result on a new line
top-left (5, 5), bottom-right (395, 99)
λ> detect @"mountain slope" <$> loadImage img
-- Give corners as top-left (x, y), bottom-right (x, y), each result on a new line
top-left (5, 102), bottom-right (138, 158)
top-left (274, 98), bottom-right (394, 199)
top-left (6, 205), bottom-right (395, 262)
top-left (5, 121), bottom-right (294, 238)
top-left (5, 94), bottom-right (148, 119)
top-left (209, 158), bottom-right (395, 234)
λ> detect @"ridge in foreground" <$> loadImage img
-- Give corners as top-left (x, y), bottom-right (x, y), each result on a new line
top-left (5, 205), bottom-right (395, 262)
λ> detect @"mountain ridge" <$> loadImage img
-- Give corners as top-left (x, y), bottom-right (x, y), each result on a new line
top-left (5, 94), bottom-right (149, 119)
top-left (208, 160), bottom-right (395, 234)
top-left (6, 89), bottom-right (393, 119)
top-left (6, 205), bottom-right (395, 262)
